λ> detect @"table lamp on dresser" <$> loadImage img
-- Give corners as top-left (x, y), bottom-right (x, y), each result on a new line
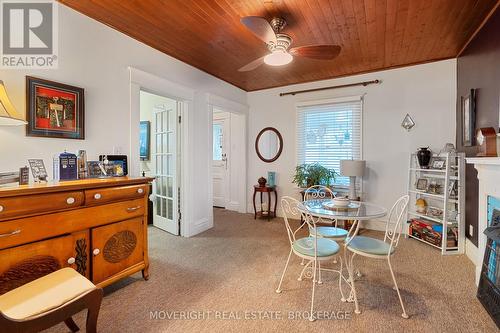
top-left (340, 159), bottom-right (365, 199)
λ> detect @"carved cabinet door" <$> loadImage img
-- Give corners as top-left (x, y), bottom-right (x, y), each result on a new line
top-left (0, 230), bottom-right (90, 295)
top-left (91, 217), bottom-right (144, 284)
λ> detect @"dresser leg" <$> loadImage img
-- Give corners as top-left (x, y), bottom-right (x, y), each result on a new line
top-left (142, 268), bottom-right (150, 281)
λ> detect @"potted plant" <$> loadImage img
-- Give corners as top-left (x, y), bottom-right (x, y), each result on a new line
top-left (292, 163), bottom-right (338, 188)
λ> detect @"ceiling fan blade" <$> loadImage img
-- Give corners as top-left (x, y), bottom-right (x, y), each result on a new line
top-left (240, 16), bottom-right (277, 45)
top-left (289, 45), bottom-right (341, 60)
top-left (238, 56), bottom-right (266, 72)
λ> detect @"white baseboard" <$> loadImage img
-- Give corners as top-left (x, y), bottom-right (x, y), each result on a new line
top-left (185, 217), bottom-right (212, 237)
top-left (465, 238), bottom-right (480, 286)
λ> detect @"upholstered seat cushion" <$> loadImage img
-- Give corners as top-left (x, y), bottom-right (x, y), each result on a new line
top-left (310, 226), bottom-right (348, 239)
top-left (346, 236), bottom-right (395, 256)
top-left (0, 268), bottom-right (96, 320)
top-left (293, 237), bottom-right (340, 257)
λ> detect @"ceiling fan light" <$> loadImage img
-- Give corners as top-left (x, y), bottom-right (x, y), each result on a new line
top-left (264, 50), bottom-right (293, 66)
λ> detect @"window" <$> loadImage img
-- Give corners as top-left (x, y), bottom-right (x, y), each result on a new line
top-left (213, 123), bottom-right (223, 160)
top-left (296, 97), bottom-right (362, 187)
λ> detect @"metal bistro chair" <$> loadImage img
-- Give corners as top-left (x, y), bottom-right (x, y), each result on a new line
top-left (303, 185), bottom-right (349, 242)
top-left (344, 195), bottom-right (410, 318)
top-left (275, 196), bottom-right (341, 322)
top-left (302, 185), bottom-right (349, 280)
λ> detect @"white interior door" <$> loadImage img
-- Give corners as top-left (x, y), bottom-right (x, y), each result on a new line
top-left (152, 103), bottom-right (178, 235)
top-left (212, 113), bottom-right (229, 207)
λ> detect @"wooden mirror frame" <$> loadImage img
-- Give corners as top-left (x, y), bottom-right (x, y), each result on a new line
top-left (255, 127), bottom-right (283, 163)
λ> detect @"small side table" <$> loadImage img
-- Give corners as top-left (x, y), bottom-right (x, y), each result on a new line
top-left (253, 185), bottom-right (277, 220)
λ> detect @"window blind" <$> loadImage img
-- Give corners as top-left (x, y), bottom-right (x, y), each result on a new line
top-left (296, 98), bottom-right (362, 187)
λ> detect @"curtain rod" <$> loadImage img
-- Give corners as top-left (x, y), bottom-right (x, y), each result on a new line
top-left (279, 79), bottom-right (381, 97)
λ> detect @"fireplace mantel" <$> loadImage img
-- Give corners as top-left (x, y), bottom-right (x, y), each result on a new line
top-left (466, 157), bottom-right (500, 166)
top-left (466, 157), bottom-right (500, 285)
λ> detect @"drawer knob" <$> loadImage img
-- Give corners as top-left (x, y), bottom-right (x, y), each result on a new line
top-left (67, 257), bottom-right (76, 265)
top-left (66, 197), bottom-right (76, 205)
top-left (0, 205), bottom-right (3, 212)
top-left (137, 188), bottom-right (144, 194)
top-left (94, 193), bottom-right (102, 200)
top-left (93, 248), bottom-right (100, 256)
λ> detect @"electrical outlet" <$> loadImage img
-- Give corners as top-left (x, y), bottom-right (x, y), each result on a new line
top-left (469, 224), bottom-right (474, 237)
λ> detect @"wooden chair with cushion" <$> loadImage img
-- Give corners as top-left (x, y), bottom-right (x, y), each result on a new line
top-left (0, 267), bottom-right (103, 333)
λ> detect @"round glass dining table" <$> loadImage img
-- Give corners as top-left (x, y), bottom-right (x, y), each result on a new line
top-left (300, 199), bottom-right (388, 221)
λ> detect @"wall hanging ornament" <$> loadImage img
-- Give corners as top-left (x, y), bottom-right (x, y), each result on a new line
top-left (401, 113), bottom-right (415, 131)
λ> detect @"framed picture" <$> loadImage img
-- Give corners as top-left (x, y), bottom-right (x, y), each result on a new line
top-left (26, 76), bottom-right (85, 139)
top-left (462, 89), bottom-right (476, 147)
top-left (431, 159), bottom-right (446, 169)
top-left (140, 121), bottom-right (151, 161)
top-left (416, 178), bottom-right (428, 191)
top-left (28, 159), bottom-right (48, 182)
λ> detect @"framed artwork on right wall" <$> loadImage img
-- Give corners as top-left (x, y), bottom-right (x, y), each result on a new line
top-left (462, 88), bottom-right (476, 147)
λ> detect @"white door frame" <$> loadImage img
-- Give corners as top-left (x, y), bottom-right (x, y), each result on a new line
top-left (208, 93), bottom-right (248, 214)
top-left (129, 67), bottom-right (192, 237)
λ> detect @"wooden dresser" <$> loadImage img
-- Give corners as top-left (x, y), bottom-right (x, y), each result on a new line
top-left (0, 177), bottom-right (153, 295)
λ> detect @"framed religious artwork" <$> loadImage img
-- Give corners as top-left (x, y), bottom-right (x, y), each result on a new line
top-left (26, 76), bottom-right (85, 139)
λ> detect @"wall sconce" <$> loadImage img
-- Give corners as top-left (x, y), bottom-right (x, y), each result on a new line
top-left (401, 113), bottom-right (415, 131)
top-left (0, 80), bottom-right (27, 126)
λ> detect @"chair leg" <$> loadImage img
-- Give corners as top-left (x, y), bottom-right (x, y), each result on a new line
top-left (298, 260), bottom-right (312, 281)
top-left (85, 289), bottom-right (103, 333)
top-left (338, 256), bottom-right (347, 302)
top-left (317, 261), bottom-right (322, 284)
top-left (387, 258), bottom-right (409, 319)
top-left (309, 259), bottom-right (317, 322)
top-left (64, 317), bottom-right (80, 332)
top-left (346, 252), bottom-right (361, 314)
top-left (276, 249), bottom-right (293, 293)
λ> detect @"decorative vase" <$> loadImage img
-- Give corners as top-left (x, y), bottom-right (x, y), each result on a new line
top-left (258, 177), bottom-right (267, 187)
top-left (417, 147), bottom-right (432, 169)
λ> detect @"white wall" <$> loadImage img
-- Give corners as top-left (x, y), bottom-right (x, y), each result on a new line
top-left (0, 4), bottom-right (246, 236)
top-left (247, 60), bottom-right (457, 227)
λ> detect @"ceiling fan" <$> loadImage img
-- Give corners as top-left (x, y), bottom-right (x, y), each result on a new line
top-left (238, 16), bottom-right (341, 72)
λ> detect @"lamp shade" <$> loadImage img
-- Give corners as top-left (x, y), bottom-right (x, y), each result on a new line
top-left (340, 160), bottom-right (365, 177)
top-left (0, 80), bottom-right (26, 126)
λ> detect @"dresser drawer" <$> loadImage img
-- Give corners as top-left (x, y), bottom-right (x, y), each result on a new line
top-left (0, 191), bottom-right (84, 220)
top-left (85, 184), bottom-right (148, 205)
top-left (0, 198), bottom-right (145, 250)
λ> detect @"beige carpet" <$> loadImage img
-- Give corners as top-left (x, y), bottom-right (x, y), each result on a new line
top-left (46, 208), bottom-right (497, 333)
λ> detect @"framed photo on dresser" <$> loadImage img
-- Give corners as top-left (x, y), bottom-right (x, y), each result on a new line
top-left (26, 76), bottom-right (85, 139)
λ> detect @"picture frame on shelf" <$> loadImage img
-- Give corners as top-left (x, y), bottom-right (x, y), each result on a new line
top-left (431, 159), bottom-right (446, 169)
top-left (416, 178), bottom-right (428, 191)
top-left (448, 179), bottom-right (458, 199)
top-left (461, 89), bottom-right (476, 147)
top-left (26, 76), bottom-right (85, 139)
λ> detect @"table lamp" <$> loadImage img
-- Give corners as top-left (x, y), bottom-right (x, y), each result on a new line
top-left (0, 80), bottom-right (26, 126)
top-left (340, 160), bottom-right (365, 199)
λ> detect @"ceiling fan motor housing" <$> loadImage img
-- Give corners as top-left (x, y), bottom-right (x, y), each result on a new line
top-left (268, 33), bottom-right (292, 52)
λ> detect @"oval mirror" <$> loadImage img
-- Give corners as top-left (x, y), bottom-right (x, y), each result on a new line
top-left (255, 127), bottom-right (283, 163)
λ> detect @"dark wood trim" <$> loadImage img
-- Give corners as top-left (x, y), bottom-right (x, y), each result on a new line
top-left (457, 1), bottom-right (500, 57)
top-left (255, 127), bottom-right (283, 163)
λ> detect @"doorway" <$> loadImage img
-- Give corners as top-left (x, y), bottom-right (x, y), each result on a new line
top-left (210, 106), bottom-right (247, 214)
top-left (212, 111), bottom-right (230, 208)
top-left (140, 90), bottom-right (181, 235)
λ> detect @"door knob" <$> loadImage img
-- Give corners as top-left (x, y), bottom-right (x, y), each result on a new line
top-left (94, 193), bottom-right (102, 200)
top-left (93, 248), bottom-right (100, 256)
top-left (67, 257), bottom-right (76, 265)
top-left (66, 197), bottom-right (75, 205)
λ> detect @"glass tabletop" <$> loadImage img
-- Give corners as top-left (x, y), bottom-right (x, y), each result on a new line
top-left (301, 199), bottom-right (387, 220)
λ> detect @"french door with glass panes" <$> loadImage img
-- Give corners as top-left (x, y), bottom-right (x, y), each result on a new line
top-left (152, 103), bottom-right (178, 235)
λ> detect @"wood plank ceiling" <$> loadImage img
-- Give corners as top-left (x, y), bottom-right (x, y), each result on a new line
top-left (58, 0), bottom-right (499, 91)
